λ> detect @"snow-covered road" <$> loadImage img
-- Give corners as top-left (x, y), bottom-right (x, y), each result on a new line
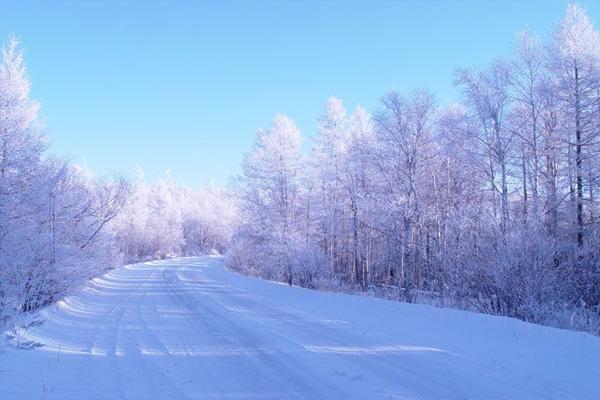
top-left (2, 255), bottom-right (600, 399)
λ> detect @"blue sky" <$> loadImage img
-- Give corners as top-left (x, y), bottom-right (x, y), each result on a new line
top-left (1, 0), bottom-right (599, 187)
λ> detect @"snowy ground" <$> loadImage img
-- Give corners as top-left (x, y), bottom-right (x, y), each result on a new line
top-left (1, 256), bottom-right (599, 400)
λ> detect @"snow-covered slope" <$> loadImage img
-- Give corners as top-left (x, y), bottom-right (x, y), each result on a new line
top-left (1, 255), bottom-right (599, 399)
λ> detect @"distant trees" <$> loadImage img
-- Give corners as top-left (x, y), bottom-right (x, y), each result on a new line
top-left (115, 170), bottom-right (236, 263)
top-left (228, 4), bottom-right (600, 335)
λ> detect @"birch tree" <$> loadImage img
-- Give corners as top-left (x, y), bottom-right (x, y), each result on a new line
top-left (549, 3), bottom-right (600, 245)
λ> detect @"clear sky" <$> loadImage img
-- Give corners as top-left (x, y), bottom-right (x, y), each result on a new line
top-left (1, 0), bottom-right (599, 187)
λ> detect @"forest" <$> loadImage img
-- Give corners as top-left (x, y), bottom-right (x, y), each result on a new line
top-left (1, 3), bottom-right (599, 337)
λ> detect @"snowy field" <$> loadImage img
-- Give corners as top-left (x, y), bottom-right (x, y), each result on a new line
top-left (1, 255), bottom-right (599, 400)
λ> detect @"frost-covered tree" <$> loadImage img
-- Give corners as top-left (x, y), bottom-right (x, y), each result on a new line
top-left (508, 30), bottom-right (547, 224)
top-left (343, 106), bottom-right (378, 287)
top-left (455, 62), bottom-right (515, 236)
top-left (0, 37), bottom-right (129, 330)
top-left (229, 114), bottom-right (314, 285)
top-left (310, 97), bottom-right (349, 276)
top-left (373, 89), bottom-right (437, 291)
top-left (549, 3), bottom-right (600, 246)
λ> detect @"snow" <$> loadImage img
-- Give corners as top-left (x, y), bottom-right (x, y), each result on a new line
top-left (1, 255), bottom-right (599, 399)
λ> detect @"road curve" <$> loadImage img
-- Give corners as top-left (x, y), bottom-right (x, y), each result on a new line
top-left (1, 255), bottom-right (599, 399)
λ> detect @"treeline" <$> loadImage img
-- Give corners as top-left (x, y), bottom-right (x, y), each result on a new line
top-left (115, 171), bottom-right (235, 263)
top-left (0, 37), bottom-right (235, 332)
top-left (227, 4), bottom-right (600, 334)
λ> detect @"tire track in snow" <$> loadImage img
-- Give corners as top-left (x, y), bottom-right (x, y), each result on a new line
top-left (161, 264), bottom-right (351, 399)
top-left (117, 284), bottom-right (188, 400)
